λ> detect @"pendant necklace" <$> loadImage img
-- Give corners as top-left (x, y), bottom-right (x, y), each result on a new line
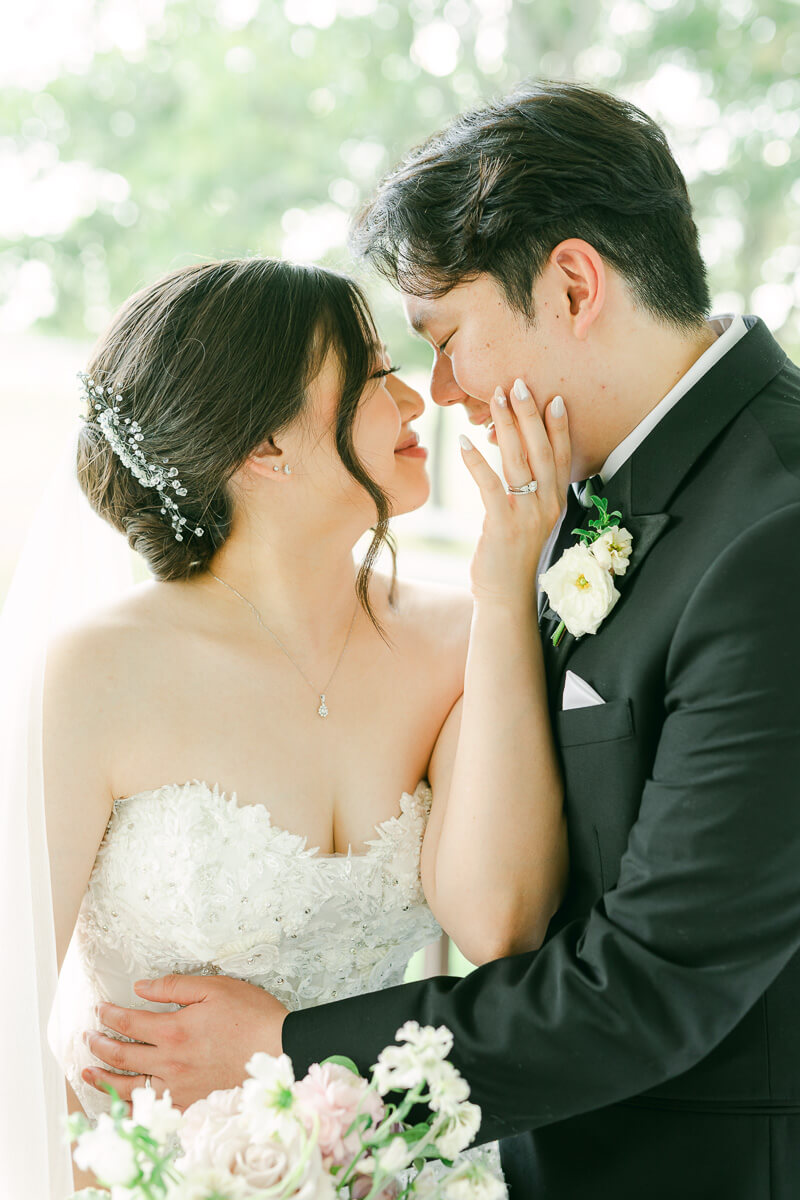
top-left (208, 570), bottom-right (358, 719)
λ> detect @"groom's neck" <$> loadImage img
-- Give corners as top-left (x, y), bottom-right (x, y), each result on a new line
top-left (578, 314), bottom-right (718, 478)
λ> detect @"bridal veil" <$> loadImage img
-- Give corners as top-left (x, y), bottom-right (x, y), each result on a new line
top-left (0, 423), bottom-right (136, 1197)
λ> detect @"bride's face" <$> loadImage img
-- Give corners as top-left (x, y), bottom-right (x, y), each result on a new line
top-left (273, 342), bottom-right (430, 527)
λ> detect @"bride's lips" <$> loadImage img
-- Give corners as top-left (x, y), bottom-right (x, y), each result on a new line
top-left (394, 431), bottom-right (428, 460)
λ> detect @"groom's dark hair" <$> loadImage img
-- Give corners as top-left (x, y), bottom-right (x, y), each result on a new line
top-left (351, 80), bottom-right (710, 330)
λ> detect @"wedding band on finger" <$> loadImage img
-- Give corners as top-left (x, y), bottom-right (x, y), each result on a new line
top-left (507, 480), bottom-right (539, 495)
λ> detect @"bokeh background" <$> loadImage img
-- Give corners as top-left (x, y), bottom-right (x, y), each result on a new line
top-left (1, 0), bottom-right (798, 975)
top-left (2, 0), bottom-right (800, 604)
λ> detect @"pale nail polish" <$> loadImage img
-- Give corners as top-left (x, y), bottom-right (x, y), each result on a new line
top-left (551, 394), bottom-right (565, 417)
top-left (513, 378), bottom-right (530, 402)
top-left (458, 434), bottom-right (473, 451)
top-left (494, 387), bottom-right (507, 408)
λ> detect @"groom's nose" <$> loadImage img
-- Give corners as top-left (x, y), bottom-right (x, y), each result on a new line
top-left (430, 350), bottom-right (469, 407)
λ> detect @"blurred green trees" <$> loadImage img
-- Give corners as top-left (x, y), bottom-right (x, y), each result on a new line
top-left (1, 0), bottom-right (798, 360)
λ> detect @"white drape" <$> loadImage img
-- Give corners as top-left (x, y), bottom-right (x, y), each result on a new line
top-left (0, 425), bottom-right (136, 1198)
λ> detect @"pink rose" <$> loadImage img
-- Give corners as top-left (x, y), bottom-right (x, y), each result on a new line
top-left (295, 1063), bottom-right (384, 1168)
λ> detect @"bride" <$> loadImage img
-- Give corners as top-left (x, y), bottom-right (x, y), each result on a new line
top-left (2, 255), bottom-right (569, 1195)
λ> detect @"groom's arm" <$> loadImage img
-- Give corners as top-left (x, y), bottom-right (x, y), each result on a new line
top-left (283, 501), bottom-right (800, 1143)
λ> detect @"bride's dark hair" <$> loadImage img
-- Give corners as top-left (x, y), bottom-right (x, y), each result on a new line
top-left (77, 257), bottom-right (395, 629)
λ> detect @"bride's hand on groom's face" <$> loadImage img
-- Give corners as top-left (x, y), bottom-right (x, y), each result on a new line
top-left (459, 381), bottom-right (570, 610)
top-left (82, 974), bottom-right (289, 1110)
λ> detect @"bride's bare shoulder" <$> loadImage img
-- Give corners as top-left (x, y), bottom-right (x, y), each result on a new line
top-left (43, 581), bottom-right (185, 701)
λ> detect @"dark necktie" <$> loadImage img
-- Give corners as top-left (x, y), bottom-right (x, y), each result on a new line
top-left (549, 474), bottom-right (602, 570)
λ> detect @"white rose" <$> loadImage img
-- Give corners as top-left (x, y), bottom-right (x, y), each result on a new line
top-left (72, 1114), bottom-right (138, 1187)
top-left (589, 525), bottom-right (633, 576)
top-left (540, 544), bottom-right (620, 638)
top-left (232, 1136), bottom-right (332, 1198)
top-left (177, 1088), bottom-right (250, 1173)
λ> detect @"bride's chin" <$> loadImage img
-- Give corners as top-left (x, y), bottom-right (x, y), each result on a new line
top-left (389, 477), bottom-right (431, 519)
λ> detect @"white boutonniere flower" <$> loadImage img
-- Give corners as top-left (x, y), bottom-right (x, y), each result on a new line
top-left (589, 525), bottom-right (633, 576)
top-left (540, 544), bottom-right (620, 639)
top-left (540, 494), bottom-right (634, 646)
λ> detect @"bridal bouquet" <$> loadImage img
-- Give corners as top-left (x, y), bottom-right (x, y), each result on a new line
top-left (67, 1022), bottom-right (503, 1200)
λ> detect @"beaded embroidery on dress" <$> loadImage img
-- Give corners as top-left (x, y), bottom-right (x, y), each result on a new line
top-left (55, 778), bottom-right (438, 1115)
top-left (53, 777), bottom-right (504, 1189)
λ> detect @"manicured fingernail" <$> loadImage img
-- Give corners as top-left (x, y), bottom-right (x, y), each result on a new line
top-left (494, 387), bottom-right (507, 408)
top-left (458, 434), bottom-right (473, 451)
top-left (513, 378), bottom-right (531, 402)
top-left (551, 394), bottom-right (565, 418)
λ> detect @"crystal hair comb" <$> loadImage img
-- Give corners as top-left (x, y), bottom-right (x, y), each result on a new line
top-left (77, 372), bottom-right (204, 543)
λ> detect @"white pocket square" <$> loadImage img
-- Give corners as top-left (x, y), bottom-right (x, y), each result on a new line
top-left (562, 670), bottom-right (606, 711)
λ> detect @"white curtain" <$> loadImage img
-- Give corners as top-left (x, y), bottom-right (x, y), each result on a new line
top-left (0, 426), bottom-right (136, 1198)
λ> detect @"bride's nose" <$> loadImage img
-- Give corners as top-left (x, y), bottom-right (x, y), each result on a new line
top-left (386, 373), bottom-right (425, 421)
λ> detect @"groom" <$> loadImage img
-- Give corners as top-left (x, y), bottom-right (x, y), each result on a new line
top-left (87, 82), bottom-right (800, 1197)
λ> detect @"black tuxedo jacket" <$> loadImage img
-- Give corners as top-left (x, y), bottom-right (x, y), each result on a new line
top-left (284, 318), bottom-right (800, 1199)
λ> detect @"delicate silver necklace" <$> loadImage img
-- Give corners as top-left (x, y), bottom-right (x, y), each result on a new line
top-left (207, 569), bottom-right (358, 719)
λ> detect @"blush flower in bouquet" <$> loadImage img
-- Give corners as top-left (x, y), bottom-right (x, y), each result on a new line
top-left (67, 1023), bottom-right (504, 1200)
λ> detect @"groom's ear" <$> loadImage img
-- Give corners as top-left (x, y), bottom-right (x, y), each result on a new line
top-left (551, 239), bottom-right (606, 341)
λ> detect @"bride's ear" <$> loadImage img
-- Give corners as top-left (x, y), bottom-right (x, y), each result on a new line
top-left (551, 239), bottom-right (606, 340)
top-left (246, 436), bottom-right (293, 481)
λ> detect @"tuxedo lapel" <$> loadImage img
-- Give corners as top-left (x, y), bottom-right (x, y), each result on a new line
top-left (627, 317), bottom-right (785, 515)
top-left (541, 318), bottom-right (786, 679)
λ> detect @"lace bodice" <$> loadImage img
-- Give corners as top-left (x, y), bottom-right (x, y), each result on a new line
top-left (54, 778), bottom-right (442, 1118)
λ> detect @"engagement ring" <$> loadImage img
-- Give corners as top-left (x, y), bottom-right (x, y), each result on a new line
top-left (507, 480), bottom-right (538, 495)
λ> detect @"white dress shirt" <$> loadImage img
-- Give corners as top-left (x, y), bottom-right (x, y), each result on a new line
top-left (538, 314), bottom-right (750, 578)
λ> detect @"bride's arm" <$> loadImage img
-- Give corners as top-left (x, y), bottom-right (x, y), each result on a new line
top-left (422, 383), bottom-right (570, 966)
top-left (42, 624), bottom-right (118, 970)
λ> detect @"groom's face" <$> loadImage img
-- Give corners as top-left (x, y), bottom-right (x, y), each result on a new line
top-left (403, 271), bottom-right (576, 447)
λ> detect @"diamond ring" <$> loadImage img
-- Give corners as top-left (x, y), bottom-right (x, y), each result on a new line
top-left (507, 480), bottom-right (538, 495)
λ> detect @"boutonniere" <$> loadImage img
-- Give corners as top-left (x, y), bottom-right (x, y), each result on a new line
top-left (540, 495), bottom-right (634, 647)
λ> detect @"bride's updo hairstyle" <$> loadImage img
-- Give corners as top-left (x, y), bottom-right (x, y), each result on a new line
top-left (77, 257), bottom-right (393, 627)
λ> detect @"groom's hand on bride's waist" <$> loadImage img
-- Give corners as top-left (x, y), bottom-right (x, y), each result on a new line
top-left (81, 974), bottom-right (289, 1109)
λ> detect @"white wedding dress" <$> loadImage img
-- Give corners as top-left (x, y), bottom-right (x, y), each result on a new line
top-left (53, 774), bottom-right (504, 1187)
top-left (56, 777), bottom-right (442, 1117)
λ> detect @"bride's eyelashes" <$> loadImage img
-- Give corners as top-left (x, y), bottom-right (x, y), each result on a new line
top-left (370, 365), bottom-right (401, 380)
top-left (438, 334), bottom-right (455, 354)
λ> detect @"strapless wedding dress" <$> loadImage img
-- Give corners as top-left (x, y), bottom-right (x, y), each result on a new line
top-left (53, 777), bottom-right (504, 1187)
top-left (54, 777), bottom-right (444, 1117)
